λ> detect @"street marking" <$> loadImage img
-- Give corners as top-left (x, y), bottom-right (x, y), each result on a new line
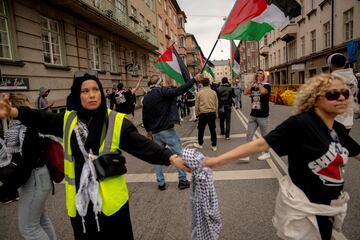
top-left (125, 169), bottom-right (277, 183)
top-left (180, 133), bottom-right (246, 141)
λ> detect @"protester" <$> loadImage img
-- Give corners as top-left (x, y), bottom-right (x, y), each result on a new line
top-left (114, 76), bottom-right (142, 117)
top-left (217, 77), bottom-right (235, 140)
top-left (204, 74), bottom-right (360, 240)
top-left (3, 93), bottom-right (56, 239)
top-left (0, 70), bottom-right (190, 239)
top-left (108, 87), bottom-right (117, 110)
top-left (142, 73), bottom-right (203, 190)
top-left (244, 69), bottom-right (271, 161)
top-left (37, 86), bottom-right (53, 112)
top-left (194, 78), bottom-right (218, 151)
top-left (233, 79), bottom-right (242, 109)
top-left (187, 91), bottom-right (197, 121)
top-left (328, 53), bottom-right (358, 133)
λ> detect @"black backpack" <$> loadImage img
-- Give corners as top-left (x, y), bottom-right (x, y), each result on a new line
top-left (0, 152), bottom-right (31, 190)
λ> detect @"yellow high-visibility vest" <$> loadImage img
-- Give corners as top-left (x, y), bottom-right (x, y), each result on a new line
top-left (63, 109), bottom-right (129, 217)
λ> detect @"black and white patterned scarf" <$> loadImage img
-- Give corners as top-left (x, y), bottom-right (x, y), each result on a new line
top-left (182, 148), bottom-right (222, 240)
top-left (0, 120), bottom-right (27, 167)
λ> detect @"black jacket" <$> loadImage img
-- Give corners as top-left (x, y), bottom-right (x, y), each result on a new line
top-left (142, 78), bottom-right (196, 133)
top-left (217, 83), bottom-right (235, 107)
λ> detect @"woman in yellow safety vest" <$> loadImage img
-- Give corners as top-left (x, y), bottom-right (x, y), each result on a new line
top-left (0, 70), bottom-right (190, 239)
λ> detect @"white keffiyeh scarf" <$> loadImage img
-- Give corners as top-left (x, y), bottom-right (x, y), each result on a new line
top-left (0, 120), bottom-right (27, 168)
top-left (74, 120), bottom-right (102, 233)
top-left (182, 148), bottom-right (222, 240)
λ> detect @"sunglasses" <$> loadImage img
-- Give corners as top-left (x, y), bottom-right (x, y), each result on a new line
top-left (74, 70), bottom-right (98, 79)
top-left (324, 89), bottom-right (350, 101)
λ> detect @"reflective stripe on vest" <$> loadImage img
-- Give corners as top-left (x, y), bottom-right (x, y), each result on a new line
top-left (63, 109), bottom-right (129, 217)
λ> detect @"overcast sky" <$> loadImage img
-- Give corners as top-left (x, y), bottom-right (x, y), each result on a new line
top-left (177, 0), bottom-right (237, 61)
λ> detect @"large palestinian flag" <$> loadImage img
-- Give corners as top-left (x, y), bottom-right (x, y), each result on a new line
top-left (230, 40), bottom-right (240, 79)
top-left (154, 46), bottom-right (191, 85)
top-left (219, 0), bottom-right (302, 41)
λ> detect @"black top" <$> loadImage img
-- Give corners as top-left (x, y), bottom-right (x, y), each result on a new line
top-left (17, 107), bottom-right (172, 188)
top-left (264, 111), bottom-right (360, 204)
top-left (217, 84), bottom-right (235, 107)
top-left (142, 78), bottom-right (196, 133)
top-left (249, 83), bottom-right (271, 118)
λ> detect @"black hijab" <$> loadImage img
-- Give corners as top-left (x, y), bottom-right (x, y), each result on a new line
top-left (66, 72), bottom-right (107, 154)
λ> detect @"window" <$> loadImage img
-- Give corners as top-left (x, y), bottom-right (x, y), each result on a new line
top-left (165, 23), bottom-right (169, 36)
top-left (301, 36), bottom-right (305, 56)
top-left (278, 49), bottom-right (280, 64)
top-left (115, 0), bottom-right (127, 22)
top-left (129, 49), bottom-right (137, 64)
top-left (310, 0), bottom-right (315, 10)
top-left (310, 30), bottom-right (316, 52)
top-left (109, 41), bottom-right (117, 72)
top-left (178, 36), bottom-right (184, 47)
top-left (139, 14), bottom-right (144, 28)
top-left (344, 8), bottom-right (353, 41)
top-left (41, 16), bottom-right (63, 65)
top-left (88, 34), bottom-right (101, 70)
top-left (274, 52), bottom-right (276, 65)
top-left (283, 46), bottom-right (286, 62)
top-left (0, 0), bottom-right (12, 59)
top-left (323, 21), bottom-right (330, 49)
top-left (288, 39), bottom-right (297, 61)
top-left (158, 16), bottom-right (162, 31)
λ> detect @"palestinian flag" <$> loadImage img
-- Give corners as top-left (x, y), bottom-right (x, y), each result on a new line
top-left (219, 0), bottom-right (302, 41)
top-left (230, 40), bottom-right (240, 79)
top-left (154, 46), bottom-right (191, 85)
top-left (200, 55), bottom-right (215, 81)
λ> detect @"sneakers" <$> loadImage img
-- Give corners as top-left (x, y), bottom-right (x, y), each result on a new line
top-left (257, 152), bottom-right (271, 161)
top-left (193, 143), bottom-right (203, 149)
top-left (158, 184), bottom-right (166, 191)
top-left (178, 180), bottom-right (190, 190)
top-left (211, 146), bottom-right (217, 151)
top-left (240, 156), bottom-right (250, 161)
top-left (225, 137), bottom-right (230, 140)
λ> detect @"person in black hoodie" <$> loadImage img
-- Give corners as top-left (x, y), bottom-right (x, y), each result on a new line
top-left (0, 70), bottom-right (190, 240)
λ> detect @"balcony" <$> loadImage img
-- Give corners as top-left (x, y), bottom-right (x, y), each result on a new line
top-left (260, 45), bottom-right (269, 56)
top-left (46, 0), bottom-right (157, 50)
top-left (280, 23), bottom-right (297, 42)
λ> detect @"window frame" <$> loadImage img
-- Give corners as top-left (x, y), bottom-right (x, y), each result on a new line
top-left (343, 8), bottom-right (353, 41)
top-left (40, 15), bottom-right (64, 66)
top-left (88, 34), bottom-right (102, 70)
top-left (323, 21), bottom-right (330, 49)
top-left (0, 0), bottom-right (13, 60)
top-left (310, 30), bottom-right (316, 52)
top-left (109, 41), bottom-right (118, 73)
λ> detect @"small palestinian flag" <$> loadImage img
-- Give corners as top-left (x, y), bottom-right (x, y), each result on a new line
top-left (230, 40), bottom-right (240, 79)
top-left (219, 0), bottom-right (302, 41)
top-left (200, 55), bottom-right (215, 81)
top-left (154, 46), bottom-right (191, 85)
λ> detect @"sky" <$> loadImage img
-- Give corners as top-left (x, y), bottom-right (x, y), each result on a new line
top-left (177, 0), bottom-right (237, 61)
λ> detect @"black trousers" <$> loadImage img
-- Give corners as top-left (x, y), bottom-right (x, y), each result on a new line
top-left (71, 201), bottom-right (133, 240)
top-left (197, 112), bottom-right (217, 146)
top-left (316, 215), bottom-right (334, 240)
top-left (219, 106), bottom-right (232, 138)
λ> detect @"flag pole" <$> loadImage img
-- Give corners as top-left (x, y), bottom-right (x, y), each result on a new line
top-left (201, 39), bottom-right (219, 73)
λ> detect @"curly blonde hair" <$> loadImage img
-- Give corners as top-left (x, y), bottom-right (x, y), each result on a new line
top-left (9, 93), bottom-right (33, 108)
top-left (294, 74), bottom-right (345, 114)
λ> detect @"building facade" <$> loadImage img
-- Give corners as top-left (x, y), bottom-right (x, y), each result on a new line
top-left (239, 40), bottom-right (260, 75)
top-left (213, 59), bottom-right (231, 83)
top-left (0, 0), bottom-right (159, 109)
top-left (185, 33), bottom-right (203, 77)
top-left (259, 0), bottom-right (360, 85)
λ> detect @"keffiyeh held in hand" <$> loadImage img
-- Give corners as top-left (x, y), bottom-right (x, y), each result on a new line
top-left (182, 148), bottom-right (221, 240)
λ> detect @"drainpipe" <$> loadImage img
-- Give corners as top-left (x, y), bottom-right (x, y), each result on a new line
top-left (331, 0), bottom-right (334, 49)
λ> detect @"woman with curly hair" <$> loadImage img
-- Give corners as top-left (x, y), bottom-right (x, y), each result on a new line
top-left (203, 74), bottom-right (360, 239)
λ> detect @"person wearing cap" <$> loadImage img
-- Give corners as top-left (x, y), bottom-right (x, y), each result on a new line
top-left (327, 53), bottom-right (358, 133)
top-left (36, 86), bottom-right (54, 112)
top-left (0, 70), bottom-right (191, 239)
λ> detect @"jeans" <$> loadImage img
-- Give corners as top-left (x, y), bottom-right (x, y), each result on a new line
top-left (246, 116), bottom-right (269, 142)
top-left (235, 94), bottom-right (242, 109)
top-left (18, 165), bottom-right (56, 240)
top-left (152, 128), bottom-right (187, 186)
top-left (198, 112), bottom-right (217, 146)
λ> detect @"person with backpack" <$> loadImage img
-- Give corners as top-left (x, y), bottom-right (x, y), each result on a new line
top-left (0, 93), bottom-right (56, 239)
top-left (114, 76), bottom-right (142, 117)
top-left (0, 70), bottom-right (190, 239)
